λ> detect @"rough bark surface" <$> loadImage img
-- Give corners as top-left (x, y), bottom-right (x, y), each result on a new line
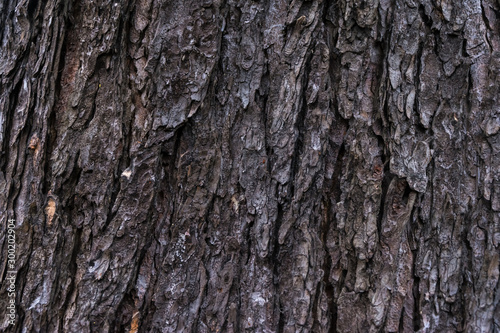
top-left (1, 0), bottom-right (500, 332)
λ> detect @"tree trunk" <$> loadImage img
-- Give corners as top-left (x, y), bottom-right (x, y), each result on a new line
top-left (1, 0), bottom-right (499, 331)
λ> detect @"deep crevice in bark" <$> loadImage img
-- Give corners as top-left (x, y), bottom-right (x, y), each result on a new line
top-left (273, 201), bottom-right (284, 332)
top-left (59, 226), bottom-right (82, 331)
top-left (1, 79), bottom-right (22, 175)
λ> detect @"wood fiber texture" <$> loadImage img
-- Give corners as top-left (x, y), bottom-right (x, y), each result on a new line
top-left (0, 0), bottom-right (499, 332)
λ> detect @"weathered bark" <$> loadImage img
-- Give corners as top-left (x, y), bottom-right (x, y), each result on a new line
top-left (1, 0), bottom-right (499, 332)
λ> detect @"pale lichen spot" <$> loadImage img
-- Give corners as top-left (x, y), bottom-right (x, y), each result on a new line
top-left (231, 195), bottom-right (239, 214)
top-left (130, 311), bottom-right (140, 333)
top-left (121, 168), bottom-right (132, 179)
top-left (28, 134), bottom-right (41, 167)
top-left (45, 198), bottom-right (56, 226)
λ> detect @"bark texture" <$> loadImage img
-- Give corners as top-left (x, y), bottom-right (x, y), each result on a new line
top-left (1, 0), bottom-right (500, 332)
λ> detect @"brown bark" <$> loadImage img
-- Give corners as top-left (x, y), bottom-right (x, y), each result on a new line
top-left (1, 0), bottom-right (499, 332)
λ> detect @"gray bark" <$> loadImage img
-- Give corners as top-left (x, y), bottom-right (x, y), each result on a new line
top-left (1, 0), bottom-right (499, 332)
